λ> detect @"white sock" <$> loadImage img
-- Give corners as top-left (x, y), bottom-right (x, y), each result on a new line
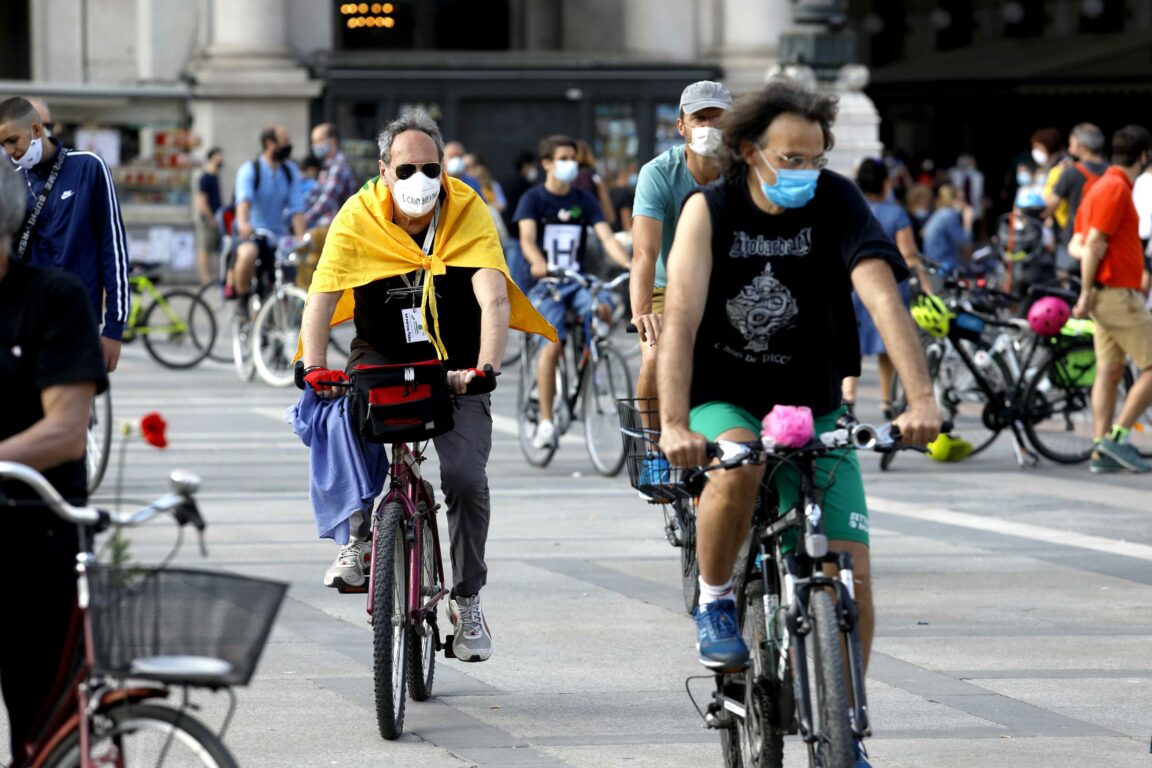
top-left (698, 578), bottom-right (734, 608)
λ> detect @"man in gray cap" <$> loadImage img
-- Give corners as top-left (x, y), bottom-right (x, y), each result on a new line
top-left (630, 80), bottom-right (732, 470)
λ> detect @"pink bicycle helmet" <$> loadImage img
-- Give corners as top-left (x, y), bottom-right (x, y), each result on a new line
top-left (1027, 296), bottom-right (1071, 337)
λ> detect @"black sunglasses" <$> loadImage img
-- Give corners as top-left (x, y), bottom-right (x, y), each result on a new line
top-left (393, 162), bottom-right (442, 180)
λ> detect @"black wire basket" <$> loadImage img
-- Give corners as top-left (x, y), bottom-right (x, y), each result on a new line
top-left (617, 397), bottom-right (692, 502)
top-left (87, 566), bottom-right (288, 687)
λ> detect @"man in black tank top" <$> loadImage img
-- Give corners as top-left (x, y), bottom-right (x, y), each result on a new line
top-left (655, 81), bottom-right (942, 752)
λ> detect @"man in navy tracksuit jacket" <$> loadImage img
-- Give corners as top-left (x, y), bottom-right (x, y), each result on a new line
top-left (0, 97), bottom-right (130, 372)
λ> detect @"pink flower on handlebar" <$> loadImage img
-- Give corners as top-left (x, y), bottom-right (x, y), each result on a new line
top-left (761, 405), bottom-right (814, 449)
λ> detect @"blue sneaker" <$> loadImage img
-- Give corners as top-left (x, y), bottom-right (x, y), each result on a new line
top-left (695, 599), bottom-right (748, 669)
top-left (853, 739), bottom-right (872, 767)
top-left (638, 453), bottom-right (671, 486)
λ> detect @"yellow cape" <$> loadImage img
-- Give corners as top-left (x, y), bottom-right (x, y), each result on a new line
top-left (298, 175), bottom-right (556, 361)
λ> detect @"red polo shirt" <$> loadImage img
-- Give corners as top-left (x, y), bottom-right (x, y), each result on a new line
top-left (1074, 166), bottom-right (1143, 289)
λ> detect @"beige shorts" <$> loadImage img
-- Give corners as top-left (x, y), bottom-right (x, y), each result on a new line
top-left (1091, 286), bottom-right (1152, 369)
top-left (651, 286), bottom-right (666, 315)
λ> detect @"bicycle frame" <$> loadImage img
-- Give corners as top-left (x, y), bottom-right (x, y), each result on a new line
top-left (365, 442), bottom-right (448, 635)
top-left (125, 274), bottom-right (188, 338)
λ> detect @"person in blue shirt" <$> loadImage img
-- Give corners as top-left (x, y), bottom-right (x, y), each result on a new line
top-left (0, 97), bottom-right (130, 373)
top-left (513, 134), bottom-right (631, 450)
top-left (842, 158), bottom-right (927, 415)
top-left (922, 183), bottom-right (973, 274)
top-left (228, 125), bottom-right (307, 313)
top-left (444, 141), bottom-right (483, 196)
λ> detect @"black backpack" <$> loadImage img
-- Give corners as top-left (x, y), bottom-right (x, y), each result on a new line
top-left (250, 157), bottom-right (295, 193)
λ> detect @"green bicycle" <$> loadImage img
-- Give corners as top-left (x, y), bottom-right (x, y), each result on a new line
top-left (121, 265), bottom-right (218, 369)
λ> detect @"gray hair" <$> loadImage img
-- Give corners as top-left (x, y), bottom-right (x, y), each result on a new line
top-left (377, 109), bottom-right (444, 166)
top-left (1071, 123), bottom-right (1105, 155)
top-left (0, 161), bottom-right (26, 252)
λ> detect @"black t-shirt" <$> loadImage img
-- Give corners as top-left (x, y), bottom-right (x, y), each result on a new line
top-left (353, 266), bottom-right (482, 371)
top-left (0, 261), bottom-right (108, 531)
top-left (512, 185), bottom-right (605, 272)
top-left (1054, 160), bottom-right (1109, 243)
top-left (691, 172), bottom-right (907, 418)
top-left (198, 170), bottom-right (222, 215)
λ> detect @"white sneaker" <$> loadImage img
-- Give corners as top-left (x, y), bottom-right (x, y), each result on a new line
top-left (532, 419), bottom-right (557, 449)
top-left (323, 539), bottom-right (367, 589)
top-left (448, 593), bottom-right (492, 662)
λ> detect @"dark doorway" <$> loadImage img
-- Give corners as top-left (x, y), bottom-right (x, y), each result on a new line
top-left (457, 98), bottom-right (582, 181)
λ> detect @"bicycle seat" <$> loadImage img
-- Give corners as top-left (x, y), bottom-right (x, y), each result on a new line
top-left (129, 655), bottom-right (234, 685)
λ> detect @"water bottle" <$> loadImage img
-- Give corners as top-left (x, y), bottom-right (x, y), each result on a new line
top-left (972, 349), bottom-right (1004, 391)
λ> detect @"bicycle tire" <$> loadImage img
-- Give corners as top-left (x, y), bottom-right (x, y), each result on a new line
top-left (140, 290), bottom-right (217, 369)
top-left (86, 386), bottom-right (113, 495)
top-left (195, 282), bottom-right (234, 363)
top-left (373, 501), bottom-right (409, 740)
top-left (517, 337), bottom-right (560, 467)
top-left (583, 343), bottom-right (632, 476)
top-left (677, 498), bottom-right (700, 616)
top-left (407, 483), bottom-right (438, 702)
top-left (1022, 340), bottom-right (1096, 464)
top-left (40, 701), bottom-right (238, 768)
top-left (809, 589), bottom-right (855, 768)
top-left (738, 579), bottom-right (785, 768)
top-left (251, 285), bottom-right (307, 387)
top-left (231, 314), bottom-right (256, 382)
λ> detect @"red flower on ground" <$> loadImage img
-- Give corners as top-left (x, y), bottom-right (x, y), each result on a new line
top-left (140, 412), bottom-right (168, 449)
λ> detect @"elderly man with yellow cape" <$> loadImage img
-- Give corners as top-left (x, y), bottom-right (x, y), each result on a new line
top-left (296, 110), bottom-right (555, 664)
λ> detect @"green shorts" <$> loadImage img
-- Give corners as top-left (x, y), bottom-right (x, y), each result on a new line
top-left (688, 401), bottom-right (870, 546)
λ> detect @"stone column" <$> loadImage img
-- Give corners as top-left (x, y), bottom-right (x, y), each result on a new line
top-left (187, 0), bottom-right (322, 200)
top-left (707, 0), bottom-right (794, 96)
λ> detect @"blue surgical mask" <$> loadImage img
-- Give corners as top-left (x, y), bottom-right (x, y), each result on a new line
top-left (1016, 170), bottom-right (1033, 186)
top-left (553, 159), bottom-right (579, 184)
top-left (754, 148), bottom-right (819, 209)
top-left (312, 143), bottom-right (329, 159)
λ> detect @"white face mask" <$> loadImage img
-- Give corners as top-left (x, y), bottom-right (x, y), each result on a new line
top-left (552, 159), bottom-right (579, 183)
top-left (688, 126), bottom-right (723, 157)
top-left (1031, 148), bottom-right (1049, 166)
top-left (391, 172), bottom-right (441, 217)
top-left (15, 134), bottom-right (43, 171)
top-left (445, 156), bottom-right (466, 176)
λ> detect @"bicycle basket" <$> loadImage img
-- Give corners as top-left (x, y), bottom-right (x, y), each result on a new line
top-left (87, 566), bottom-right (287, 686)
top-left (618, 397), bottom-right (692, 502)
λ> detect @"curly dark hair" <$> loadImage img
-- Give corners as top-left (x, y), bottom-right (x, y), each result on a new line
top-left (718, 77), bottom-right (838, 179)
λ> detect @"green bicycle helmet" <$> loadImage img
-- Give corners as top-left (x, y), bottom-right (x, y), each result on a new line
top-left (911, 294), bottom-right (952, 338)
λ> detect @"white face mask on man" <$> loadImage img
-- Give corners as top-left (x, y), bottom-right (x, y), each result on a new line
top-left (391, 171), bottom-right (441, 217)
top-left (552, 159), bottom-right (579, 183)
top-left (13, 131), bottom-right (43, 171)
top-left (688, 126), bottom-right (723, 157)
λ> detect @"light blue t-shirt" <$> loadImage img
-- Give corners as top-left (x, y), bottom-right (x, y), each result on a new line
top-left (922, 206), bottom-right (970, 273)
top-left (234, 157), bottom-right (305, 237)
top-left (633, 144), bottom-right (699, 289)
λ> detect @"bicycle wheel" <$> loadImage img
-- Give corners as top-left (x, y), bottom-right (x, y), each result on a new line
top-left (582, 343), bottom-right (632, 476)
top-left (140, 290), bottom-right (217, 369)
top-left (517, 337), bottom-right (561, 467)
top-left (195, 282), bottom-right (233, 363)
top-left (373, 501), bottom-right (409, 740)
top-left (809, 589), bottom-right (855, 768)
top-left (41, 702), bottom-right (238, 768)
top-left (252, 285), bottom-right (306, 387)
top-left (677, 498), bottom-right (700, 616)
top-left (1022, 340), bottom-right (1096, 464)
top-left (738, 579), bottom-right (786, 768)
top-left (407, 483), bottom-right (438, 702)
top-left (86, 386), bottom-right (113, 495)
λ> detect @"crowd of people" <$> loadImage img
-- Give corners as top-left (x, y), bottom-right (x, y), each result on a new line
top-left (5, 77), bottom-right (1152, 768)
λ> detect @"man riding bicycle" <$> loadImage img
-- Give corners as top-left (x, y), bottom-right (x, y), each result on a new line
top-left (513, 134), bottom-right (632, 450)
top-left (657, 79), bottom-right (940, 763)
top-left (298, 109), bottom-right (554, 662)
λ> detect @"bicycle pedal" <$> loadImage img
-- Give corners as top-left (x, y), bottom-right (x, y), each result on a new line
top-left (443, 635), bottom-right (456, 659)
top-left (336, 583), bottom-right (368, 594)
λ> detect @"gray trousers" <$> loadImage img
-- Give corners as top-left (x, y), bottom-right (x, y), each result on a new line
top-left (349, 391), bottom-right (493, 598)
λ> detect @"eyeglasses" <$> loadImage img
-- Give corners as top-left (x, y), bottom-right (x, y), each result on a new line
top-left (765, 149), bottom-right (829, 171)
top-left (393, 162), bottom-right (442, 180)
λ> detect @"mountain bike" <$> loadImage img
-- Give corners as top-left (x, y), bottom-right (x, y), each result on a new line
top-left (121, 265), bottom-right (218, 369)
top-left (516, 270), bottom-right (633, 475)
top-left (293, 362), bottom-right (497, 740)
top-left (85, 387), bottom-right (113, 495)
top-left (0, 462), bottom-right (286, 768)
top-left (617, 411), bottom-right (935, 768)
top-left (888, 280), bottom-right (1109, 469)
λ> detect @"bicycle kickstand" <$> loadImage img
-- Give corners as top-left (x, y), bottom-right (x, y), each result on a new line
top-left (1009, 422), bottom-right (1040, 468)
